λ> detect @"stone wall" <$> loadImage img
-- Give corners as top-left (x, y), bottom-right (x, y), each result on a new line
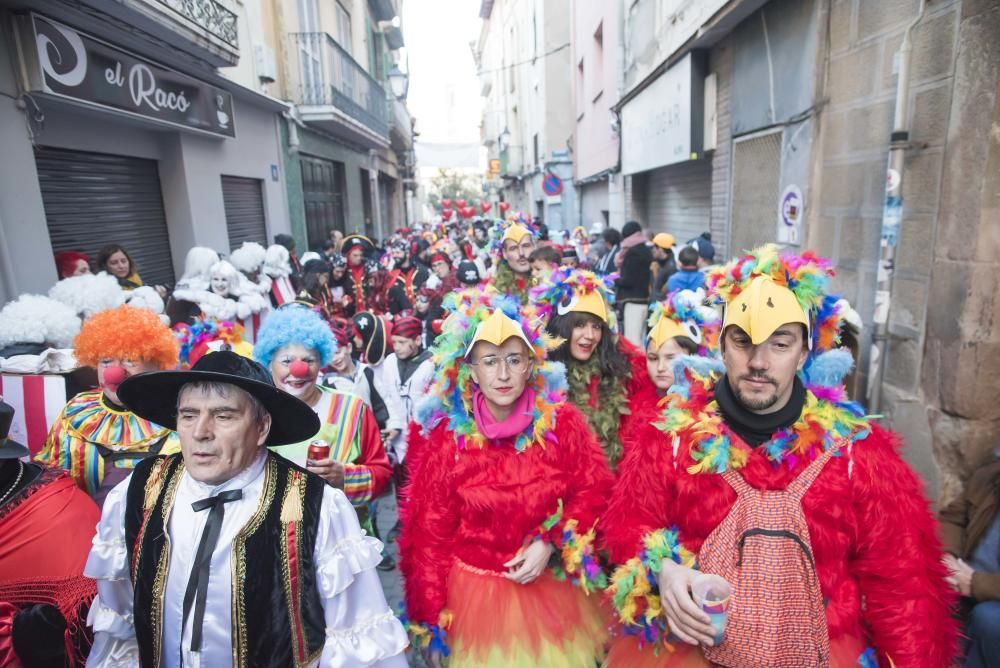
top-left (812, 0), bottom-right (999, 503)
top-left (921, 0), bottom-right (1000, 504)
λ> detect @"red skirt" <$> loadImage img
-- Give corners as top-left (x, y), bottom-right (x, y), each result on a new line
top-left (605, 632), bottom-right (868, 667)
top-left (446, 559), bottom-right (608, 667)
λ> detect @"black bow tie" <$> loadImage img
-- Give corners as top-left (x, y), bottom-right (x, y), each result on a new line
top-left (182, 488), bottom-right (243, 653)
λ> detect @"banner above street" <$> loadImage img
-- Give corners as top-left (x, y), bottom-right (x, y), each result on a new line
top-left (16, 14), bottom-right (236, 138)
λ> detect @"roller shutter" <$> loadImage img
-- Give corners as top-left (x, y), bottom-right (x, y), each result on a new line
top-left (222, 176), bottom-right (268, 251)
top-left (645, 159), bottom-right (712, 244)
top-left (35, 146), bottom-right (175, 286)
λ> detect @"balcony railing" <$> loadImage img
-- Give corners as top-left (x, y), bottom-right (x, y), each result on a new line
top-left (290, 32), bottom-right (389, 138)
top-left (156, 0), bottom-right (238, 48)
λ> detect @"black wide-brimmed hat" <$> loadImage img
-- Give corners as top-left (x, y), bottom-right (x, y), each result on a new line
top-left (0, 401), bottom-right (29, 459)
top-left (117, 351), bottom-right (320, 446)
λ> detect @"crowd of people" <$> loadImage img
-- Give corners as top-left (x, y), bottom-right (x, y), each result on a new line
top-left (0, 214), bottom-right (990, 667)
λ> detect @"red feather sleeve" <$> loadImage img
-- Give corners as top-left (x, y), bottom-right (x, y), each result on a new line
top-left (398, 424), bottom-right (460, 625)
top-left (848, 425), bottom-right (958, 667)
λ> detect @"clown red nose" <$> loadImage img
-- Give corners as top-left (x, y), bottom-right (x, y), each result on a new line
top-left (289, 360), bottom-right (310, 378)
top-left (103, 365), bottom-right (127, 386)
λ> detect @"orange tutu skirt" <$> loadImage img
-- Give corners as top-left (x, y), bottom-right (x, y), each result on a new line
top-left (446, 560), bottom-right (608, 667)
top-left (605, 631), bottom-right (867, 667)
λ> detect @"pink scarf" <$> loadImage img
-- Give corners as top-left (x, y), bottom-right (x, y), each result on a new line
top-left (615, 231), bottom-right (647, 268)
top-left (472, 388), bottom-right (536, 441)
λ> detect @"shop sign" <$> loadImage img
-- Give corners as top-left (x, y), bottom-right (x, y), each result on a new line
top-left (621, 53), bottom-right (705, 174)
top-left (19, 14), bottom-right (235, 138)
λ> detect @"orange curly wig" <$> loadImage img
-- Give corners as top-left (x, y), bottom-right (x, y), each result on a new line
top-left (74, 305), bottom-right (179, 369)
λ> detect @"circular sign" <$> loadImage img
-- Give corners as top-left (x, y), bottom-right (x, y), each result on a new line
top-left (542, 172), bottom-right (563, 197)
top-left (886, 168), bottom-right (901, 192)
top-left (780, 185), bottom-right (803, 227)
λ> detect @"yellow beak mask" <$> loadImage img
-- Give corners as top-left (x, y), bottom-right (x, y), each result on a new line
top-left (557, 289), bottom-right (609, 324)
top-left (501, 223), bottom-right (532, 246)
top-left (722, 275), bottom-right (811, 346)
top-left (648, 316), bottom-right (701, 350)
top-left (465, 309), bottom-right (534, 357)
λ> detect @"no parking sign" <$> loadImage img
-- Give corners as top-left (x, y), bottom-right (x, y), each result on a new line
top-left (542, 172), bottom-right (563, 197)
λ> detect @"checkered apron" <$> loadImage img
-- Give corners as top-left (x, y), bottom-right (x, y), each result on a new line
top-left (698, 441), bottom-right (846, 667)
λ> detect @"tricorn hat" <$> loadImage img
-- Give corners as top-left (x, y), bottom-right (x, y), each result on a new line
top-left (117, 351), bottom-right (320, 446)
top-left (0, 401), bottom-right (29, 459)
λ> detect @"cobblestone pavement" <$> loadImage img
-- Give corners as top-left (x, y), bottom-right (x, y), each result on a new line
top-left (373, 486), bottom-right (427, 667)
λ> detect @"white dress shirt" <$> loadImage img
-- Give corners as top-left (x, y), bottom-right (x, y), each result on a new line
top-left (84, 451), bottom-right (408, 667)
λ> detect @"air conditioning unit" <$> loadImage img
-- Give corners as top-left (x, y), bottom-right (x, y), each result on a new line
top-left (255, 43), bottom-right (277, 84)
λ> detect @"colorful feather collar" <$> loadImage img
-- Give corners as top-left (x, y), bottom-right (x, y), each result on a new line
top-left (415, 290), bottom-right (566, 452)
top-left (656, 359), bottom-right (871, 474)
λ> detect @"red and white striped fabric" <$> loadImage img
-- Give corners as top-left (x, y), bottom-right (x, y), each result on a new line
top-left (271, 276), bottom-right (296, 306)
top-left (0, 374), bottom-right (70, 456)
top-left (241, 312), bottom-right (265, 343)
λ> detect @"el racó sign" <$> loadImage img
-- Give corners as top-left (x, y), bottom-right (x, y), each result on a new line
top-left (20, 14), bottom-right (235, 138)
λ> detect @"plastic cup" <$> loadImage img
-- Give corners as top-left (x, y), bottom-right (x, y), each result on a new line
top-left (691, 573), bottom-right (731, 644)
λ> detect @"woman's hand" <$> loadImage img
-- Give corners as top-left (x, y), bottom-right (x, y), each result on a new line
top-left (656, 560), bottom-right (717, 646)
top-left (503, 539), bottom-right (554, 585)
top-left (307, 458), bottom-right (345, 489)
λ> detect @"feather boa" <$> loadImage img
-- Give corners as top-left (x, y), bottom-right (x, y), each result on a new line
top-left (415, 290), bottom-right (565, 453)
top-left (176, 318), bottom-right (247, 368)
top-left (656, 356), bottom-right (871, 475)
top-left (398, 609), bottom-right (452, 656)
top-left (565, 355), bottom-right (628, 467)
top-left (489, 261), bottom-right (532, 301)
top-left (531, 499), bottom-right (607, 595)
top-left (607, 528), bottom-right (697, 648)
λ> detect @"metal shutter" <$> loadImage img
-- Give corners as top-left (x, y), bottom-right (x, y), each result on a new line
top-left (35, 146), bottom-right (175, 286)
top-left (300, 155), bottom-right (347, 249)
top-left (221, 176), bottom-right (267, 251)
top-left (645, 160), bottom-right (712, 244)
top-left (730, 130), bottom-right (782, 255)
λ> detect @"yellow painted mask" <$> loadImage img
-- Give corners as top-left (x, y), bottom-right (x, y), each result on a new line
top-left (464, 309), bottom-right (533, 357)
top-left (722, 275), bottom-right (810, 345)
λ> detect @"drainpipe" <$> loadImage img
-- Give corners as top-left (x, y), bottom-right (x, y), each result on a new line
top-left (370, 150), bottom-right (383, 240)
top-left (866, 0), bottom-right (926, 413)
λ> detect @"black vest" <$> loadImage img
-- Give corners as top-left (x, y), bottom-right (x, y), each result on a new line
top-left (124, 453), bottom-right (327, 667)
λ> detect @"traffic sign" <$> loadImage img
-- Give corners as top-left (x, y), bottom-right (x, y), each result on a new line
top-left (542, 172), bottom-right (563, 196)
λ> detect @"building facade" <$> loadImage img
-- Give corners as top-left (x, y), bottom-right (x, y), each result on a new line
top-left (570, 0), bottom-right (627, 234)
top-left (0, 0), bottom-right (291, 301)
top-left (268, 0), bottom-right (414, 251)
top-left (475, 0), bottom-right (577, 232)
top-left (616, 0), bottom-right (1000, 503)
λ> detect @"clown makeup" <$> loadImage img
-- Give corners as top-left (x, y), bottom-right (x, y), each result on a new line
top-left (97, 357), bottom-right (158, 406)
top-left (268, 343), bottom-right (321, 404)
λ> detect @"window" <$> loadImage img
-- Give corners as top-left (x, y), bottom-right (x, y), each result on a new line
top-left (593, 22), bottom-right (604, 103)
top-left (298, 0), bottom-right (322, 103)
top-left (336, 2), bottom-right (352, 49)
top-left (533, 133), bottom-right (539, 167)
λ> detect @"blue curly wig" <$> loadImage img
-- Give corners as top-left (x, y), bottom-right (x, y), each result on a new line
top-left (253, 306), bottom-right (336, 368)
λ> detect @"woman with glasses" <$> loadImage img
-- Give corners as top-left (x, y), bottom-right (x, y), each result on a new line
top-left (399, 292), bottom-right (613, 667)
top-left (532, 267), bottom-right (659, 470)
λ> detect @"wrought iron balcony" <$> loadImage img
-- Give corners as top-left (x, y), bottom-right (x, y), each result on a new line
top-left (155, 0), bottom-right (238, 48)
top-left (290, 32), bottom-right (389, 144)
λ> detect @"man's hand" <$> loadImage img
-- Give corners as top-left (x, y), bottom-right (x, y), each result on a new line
top-left (656, 560), bottom-right (717, 646)
top-left (307, 459), bottom-right (345, 489)
top-left (944, 553), bottom-right (974, 597)
top-left (503, 540), bottom-right (554, 585)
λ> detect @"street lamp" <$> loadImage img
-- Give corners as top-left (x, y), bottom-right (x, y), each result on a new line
top-left (388, 65), bottom-right (408, 99)
top-left (499, 126), bottom-right (511, 151)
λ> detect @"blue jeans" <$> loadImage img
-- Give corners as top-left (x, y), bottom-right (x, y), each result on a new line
top-left (966, 601), bottom-right (1000, 667)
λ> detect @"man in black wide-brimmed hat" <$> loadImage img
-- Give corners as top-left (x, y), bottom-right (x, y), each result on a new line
top-left (83, 351), bottom-right (407, 667)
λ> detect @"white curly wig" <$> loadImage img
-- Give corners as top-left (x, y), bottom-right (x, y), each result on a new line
top-left (263, 244), bottom-right (291, 278)
top-left (0, 294), bottom-right (81, 349)
top-left (49, 272), bottom-right (126, 319)
top-left (230, 242), bottom-right (267, 274)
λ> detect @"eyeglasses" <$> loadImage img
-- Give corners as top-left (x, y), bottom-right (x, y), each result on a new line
top-left (415, 295), bottom-right (430, 303)
top-left (470, 353), bottom-right (532, 374)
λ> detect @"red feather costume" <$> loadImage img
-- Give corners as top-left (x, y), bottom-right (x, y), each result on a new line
top-left (400, 403), bottom-right (614, 662)
top-left (603, 245), bottom-right (957, 667)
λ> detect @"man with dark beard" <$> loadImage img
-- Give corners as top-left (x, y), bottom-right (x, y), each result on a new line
top-left (603, 245), bottom-right (957, 668)
top-left (387, 239), bottom-right (429, 307)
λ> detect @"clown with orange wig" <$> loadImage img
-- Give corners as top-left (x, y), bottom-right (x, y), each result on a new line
top-left (36, 305), bottom-right (179, 505)
top-left (399, 290), bottom-right (613, 666)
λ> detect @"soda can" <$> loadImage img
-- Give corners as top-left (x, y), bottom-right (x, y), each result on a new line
top-left (307, 440), bottom-right (330, 464)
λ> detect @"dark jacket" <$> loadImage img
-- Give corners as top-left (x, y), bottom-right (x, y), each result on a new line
top-left (939, 456), bottom-right (1000, 601)
top-left (651, 254), bottom-right (677, 301)
top-left (615, 243), bottom-right (653, 304)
